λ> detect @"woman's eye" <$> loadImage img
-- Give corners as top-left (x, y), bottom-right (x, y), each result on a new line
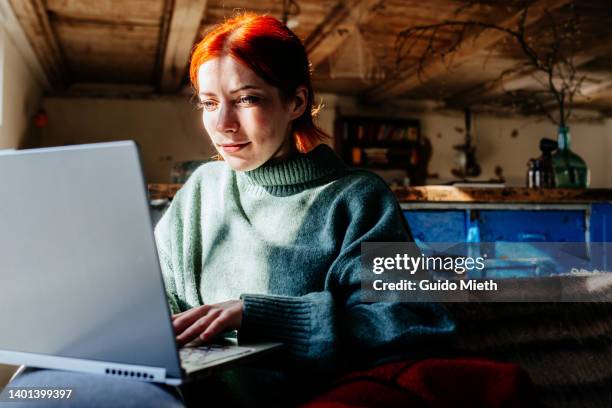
top-left (198, 100), bottom-right (218, 111)
top-left (237, 95), bottom-right (259, 105)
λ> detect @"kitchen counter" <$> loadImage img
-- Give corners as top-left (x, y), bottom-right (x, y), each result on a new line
top-left (391, 186), bottom-right (612, 203)
top-left (148, 184), bottom-right (612, 203)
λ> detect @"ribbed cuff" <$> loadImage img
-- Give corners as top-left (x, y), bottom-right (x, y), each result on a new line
top-left (239, 293), bottom-right (312, 355)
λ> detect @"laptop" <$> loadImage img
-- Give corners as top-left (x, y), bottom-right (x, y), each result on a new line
top-left (0, 141), bottom-right (280, 385)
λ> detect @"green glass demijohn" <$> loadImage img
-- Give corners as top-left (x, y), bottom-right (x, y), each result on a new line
top-left (551, 126), bottom-right (589, 188)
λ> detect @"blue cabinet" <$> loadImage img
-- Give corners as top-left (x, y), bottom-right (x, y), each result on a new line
top-left (476, 210), bottom-right (586, 242)
top-left (404, 210), bottom-right (467, 243)
top-left (402, 202), bottom-right (612, 277)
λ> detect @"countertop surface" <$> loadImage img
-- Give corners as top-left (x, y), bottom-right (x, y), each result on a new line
top-left (148, 184), bottom-right (612, 203)
top-left (390, 186), bottom-right (612, 203)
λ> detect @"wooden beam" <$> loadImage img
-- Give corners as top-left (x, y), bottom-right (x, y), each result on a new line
top-left (8, 0), bottom-right (66, 85)
top-left (0, 0), bottom-right (50, 89)
top-left (158, 0), bottom-right (207, 92)
top-left (538, 71), bottom-right (612, 109)
top-left (367, 0), bottom-right (573, 102)
top-left (578, 76), bottom-right (612, 101)
top-left (304, 0), bottom-right (381, 70)
top-left (447, 35), bottom-right (612, 107)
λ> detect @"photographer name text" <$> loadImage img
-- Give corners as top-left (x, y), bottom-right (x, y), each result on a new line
top-left (373, 279), bottom-right (498, 291)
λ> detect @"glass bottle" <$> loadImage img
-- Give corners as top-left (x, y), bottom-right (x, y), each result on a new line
top-left (551, 126), bottom-right (589, 188)
top-left (538, 138), bottom-right (557, 188)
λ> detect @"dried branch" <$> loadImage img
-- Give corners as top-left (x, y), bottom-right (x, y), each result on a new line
top-left (394, 0), bottom-right (583, 126)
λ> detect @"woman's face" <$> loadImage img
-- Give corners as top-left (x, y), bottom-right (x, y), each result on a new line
top-left (197, 56), bottom-right (305, 171)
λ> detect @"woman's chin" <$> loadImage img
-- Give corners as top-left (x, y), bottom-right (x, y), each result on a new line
top-left (225, 156), bottom-right (263, 172)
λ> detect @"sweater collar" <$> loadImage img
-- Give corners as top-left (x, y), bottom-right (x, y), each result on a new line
top-left (239, 143), bottom-right (345, 187)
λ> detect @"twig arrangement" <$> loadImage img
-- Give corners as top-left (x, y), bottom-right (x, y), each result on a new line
top-left (394, 0), bottom-right (584, 127)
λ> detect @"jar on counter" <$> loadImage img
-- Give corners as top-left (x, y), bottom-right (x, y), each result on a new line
top-left (526, 138), bottom-right (558, 188)
top-left (527, 158), bottom-right (541, 188)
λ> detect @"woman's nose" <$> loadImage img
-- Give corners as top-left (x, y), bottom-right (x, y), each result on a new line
top-left (215, 106), bottom-right (239, 134)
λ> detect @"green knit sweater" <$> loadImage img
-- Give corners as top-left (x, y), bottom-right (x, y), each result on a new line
top-left (154, 144), bottom-right (454, 372)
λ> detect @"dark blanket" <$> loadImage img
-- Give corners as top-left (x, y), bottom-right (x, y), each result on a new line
top-left (446, 302), bottom-right (612, 408)
top-left (300, 358), bottom-right (534, 408)
top-left (301, 301), bottom-right (612, 408)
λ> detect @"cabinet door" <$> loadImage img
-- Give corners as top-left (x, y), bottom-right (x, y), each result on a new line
top-left (588, 203), bottom-right (612, 272)
top-left (476, 210), bottom-right (586, 242)
top-left (403, 210), bottom-right (467, 243)
top-left (476, 210), bottom-right (588, 277)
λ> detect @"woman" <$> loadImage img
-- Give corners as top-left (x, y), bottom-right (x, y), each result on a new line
top-left (9, 13), bottom-right (453, 407)
top-left (155, 11), bottom-right (453, 399)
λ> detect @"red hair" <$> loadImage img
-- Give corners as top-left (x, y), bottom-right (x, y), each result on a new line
top-left (189, 13), bottom-right (328, 153)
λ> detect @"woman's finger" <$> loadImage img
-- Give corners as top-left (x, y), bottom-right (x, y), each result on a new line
top-left (200, 312), bottom-right (228, 341)
top-left (173, 304), bottom-right (210, 335)
top-left (171, 311), bottom-right (187, 322)
top-left (176, 309), bottom-right (221, 346)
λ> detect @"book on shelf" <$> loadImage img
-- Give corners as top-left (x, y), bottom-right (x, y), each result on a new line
top-left (336, 116), bottom-right (422, 179)
top-left (363, 147), bottom-right (388, 164)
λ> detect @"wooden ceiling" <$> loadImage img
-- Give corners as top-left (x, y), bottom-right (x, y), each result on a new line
top-left (10, 0), bottom-right (612, 116)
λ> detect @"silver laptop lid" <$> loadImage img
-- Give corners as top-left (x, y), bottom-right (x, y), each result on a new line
top-left (0, 141), bottom-right (182, 380)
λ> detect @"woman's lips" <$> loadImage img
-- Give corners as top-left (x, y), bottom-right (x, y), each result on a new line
top-left (218, 142), bottom-right (251, 153)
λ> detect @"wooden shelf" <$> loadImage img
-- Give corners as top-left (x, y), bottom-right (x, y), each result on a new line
top-left (148, 184), bottom-right (612, 204)
top-left (334, 115), bottom-right (425, 184)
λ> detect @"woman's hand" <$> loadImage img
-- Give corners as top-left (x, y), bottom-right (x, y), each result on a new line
top-left (171, 300), bottom-right (243, 346)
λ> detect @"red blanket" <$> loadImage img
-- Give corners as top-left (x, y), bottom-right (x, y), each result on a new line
top-left (300, 358), bottom-right (534, 408)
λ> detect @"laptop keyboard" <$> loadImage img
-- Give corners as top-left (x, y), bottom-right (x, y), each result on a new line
top-left (179, 344), bottom-right (253, 373)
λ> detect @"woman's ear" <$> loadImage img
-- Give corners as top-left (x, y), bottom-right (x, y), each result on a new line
top-left (289, 86), bottom-right (308, 120)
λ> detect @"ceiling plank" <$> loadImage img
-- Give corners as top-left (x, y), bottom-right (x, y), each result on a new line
top-left (366, 0), bottom-right (573, 102)
top-left (578, 76), bottom-right (612, 101)
top-left (158, 0), bottom-right (208, 92)
top-left (8, 0), bottom-right (66, 85)
top-left (446, 35), bottom-right (612, 107)
top-left (304, 0), bottom-right (382, 70)
top-left (539, 71), bottom-right (612, 110)
top-left (0, 0), bottom-right (50, 89)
